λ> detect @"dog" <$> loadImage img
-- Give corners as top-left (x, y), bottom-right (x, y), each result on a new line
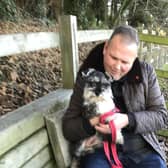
top-left (70, 68), bottom-right (124, 168)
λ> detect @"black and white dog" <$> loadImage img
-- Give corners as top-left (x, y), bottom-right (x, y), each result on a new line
top-left (70, 68), bottom-right (123, 168)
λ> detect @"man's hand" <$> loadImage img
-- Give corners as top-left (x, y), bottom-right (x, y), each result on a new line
top-left (109, 113), bottom-right (129, 130)
top-left (89, 116), bottom-right (100, 126)
top-left (83, 135), bottom-right (101, 148)
top-left (95, 113), bottom-right (129, 134)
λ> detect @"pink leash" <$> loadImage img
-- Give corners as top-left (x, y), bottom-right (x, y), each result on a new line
top-left (100, 108), bottom-right (123, 168)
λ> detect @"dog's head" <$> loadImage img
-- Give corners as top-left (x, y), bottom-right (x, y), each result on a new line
top-left (82, 68), bottom-right (115, 118)
top-left (82, 68), bottom-right (113, 98)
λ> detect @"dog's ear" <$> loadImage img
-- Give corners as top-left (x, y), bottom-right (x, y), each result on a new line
top-left (105, 71), bottom-right (114, 82)
top-left (81, 68), bottom-right (96, 78)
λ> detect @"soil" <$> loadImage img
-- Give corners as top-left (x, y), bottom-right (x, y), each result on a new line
top-left (0, 21), bottom-right (168, 165)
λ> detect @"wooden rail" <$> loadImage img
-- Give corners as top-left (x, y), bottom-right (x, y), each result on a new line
top-left (0, 32), bottom-right (59, 57)
top-left (156, 69), bottom-right (168, 78)
top-left (139, 34), bottom-right (168, 46)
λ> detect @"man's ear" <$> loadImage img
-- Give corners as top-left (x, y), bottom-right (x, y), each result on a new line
top-left (103, 41), bottom-right (108, 56)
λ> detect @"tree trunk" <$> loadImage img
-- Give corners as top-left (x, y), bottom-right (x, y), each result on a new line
top-left (55, 0), bottom-right (63, 21)
top-left (110, 0), bottom-right (133, 27)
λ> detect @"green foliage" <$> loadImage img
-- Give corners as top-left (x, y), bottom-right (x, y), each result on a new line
top-left (76, 1), bottom-right (91, 29)
top-left (64, 0), bottom-right (107, 29)
top-left (64, 0), bottom-right (90, 29)
top-left (128, 0), bottom-right (168, 30)
top-left (0, 0), bottom-right (21, 21)
top-left (1, 0), bottom-right (168, 30)
top-left (128, 9), bottom-right (153, 28)
top-left (109, 0), bottom-right (134, 27)
top-left (23, 0), bottom-right (47, 19)
top-left (0, 0), bottom-right (49, 22)
top-left (90, 0), bottom-right (106, 25)
top-left (149, 0), bottom-right (168, 27)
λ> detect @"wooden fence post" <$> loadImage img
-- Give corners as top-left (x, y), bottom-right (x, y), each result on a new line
top-left (59, 15), bottom-right (79, 89)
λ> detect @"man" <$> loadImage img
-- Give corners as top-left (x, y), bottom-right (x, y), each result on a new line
top-left (62, 25), bottom-right (168, 168)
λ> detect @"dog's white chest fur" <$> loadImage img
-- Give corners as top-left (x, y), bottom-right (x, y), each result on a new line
top-left (82, 69), bottom-right (124, 144)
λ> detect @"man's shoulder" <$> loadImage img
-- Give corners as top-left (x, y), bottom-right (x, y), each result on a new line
top-left (89, 42), bottom-right (105, 54)
top-left (138, 59), bottom-right (154, 71)
top-left (78, 42), bottom-right (105, 73)
top-left (138, 60), bottom-right (155, 79)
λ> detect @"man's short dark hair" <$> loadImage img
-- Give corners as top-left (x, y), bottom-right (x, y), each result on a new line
top-left (109, 25), bottom-right (139, 46)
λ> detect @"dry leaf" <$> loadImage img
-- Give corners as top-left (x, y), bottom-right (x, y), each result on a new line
top-left (10, 71), bottom-right (18, 81)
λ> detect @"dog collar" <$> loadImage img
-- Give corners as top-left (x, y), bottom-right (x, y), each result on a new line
top-left (100, 107), bottom-right (120, 124)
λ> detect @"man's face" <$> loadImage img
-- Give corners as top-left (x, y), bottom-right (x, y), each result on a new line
top-left (103, 34), bottom-right (138, 80)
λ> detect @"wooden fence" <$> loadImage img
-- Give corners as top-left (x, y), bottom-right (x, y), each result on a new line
top-left (0, 15), bottom-right (168, 168)
top-left (1, 15), bottom-right (168, 88)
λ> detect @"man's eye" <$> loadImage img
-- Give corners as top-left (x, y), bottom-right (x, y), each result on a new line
top-left (122, 60), bottom-right (129, 64)
top-left (110, 56), bottom-right (117, 60)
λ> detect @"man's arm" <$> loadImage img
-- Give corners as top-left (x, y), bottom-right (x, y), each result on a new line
top-left (133, 64), bottom-right (168, 134)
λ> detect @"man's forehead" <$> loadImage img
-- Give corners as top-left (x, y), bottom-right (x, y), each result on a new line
top-left (111, 34), bottom-right (138, 46)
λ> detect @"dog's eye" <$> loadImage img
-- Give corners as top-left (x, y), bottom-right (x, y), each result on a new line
top-left (89, 82), bottom-right (96, 87)
top-left (101, 83), bottom-right (109, 88)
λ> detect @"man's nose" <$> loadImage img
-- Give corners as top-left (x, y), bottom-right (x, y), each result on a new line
top-left (115, 63), bottom-right (121, 70)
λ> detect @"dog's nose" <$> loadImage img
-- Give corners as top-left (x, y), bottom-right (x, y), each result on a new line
top-left (95, 88), bottom-right (101, 96)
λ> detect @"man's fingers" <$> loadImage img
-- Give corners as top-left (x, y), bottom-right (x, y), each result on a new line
top-left (84, 136), bottom-right (101, 147)
top-left (95, 123), bottom-right (111, 134)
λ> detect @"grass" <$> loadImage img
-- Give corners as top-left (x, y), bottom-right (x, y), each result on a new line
top-left (162, 64), bottom-right (168, 71)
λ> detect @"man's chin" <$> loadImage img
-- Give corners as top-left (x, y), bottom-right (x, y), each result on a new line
top-left (112, 75), bottom-right (122, 81)
top-left (105, 71), bottom-right (122, 81)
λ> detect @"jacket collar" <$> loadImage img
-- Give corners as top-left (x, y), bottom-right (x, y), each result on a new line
top-left (126, 58), bottom-right (143, 83)
top-left (79, 43), bottom-right (143, 84)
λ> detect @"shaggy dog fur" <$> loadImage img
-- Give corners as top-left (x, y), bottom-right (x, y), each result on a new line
top-left (70, 68), bottom-right (123, 168)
